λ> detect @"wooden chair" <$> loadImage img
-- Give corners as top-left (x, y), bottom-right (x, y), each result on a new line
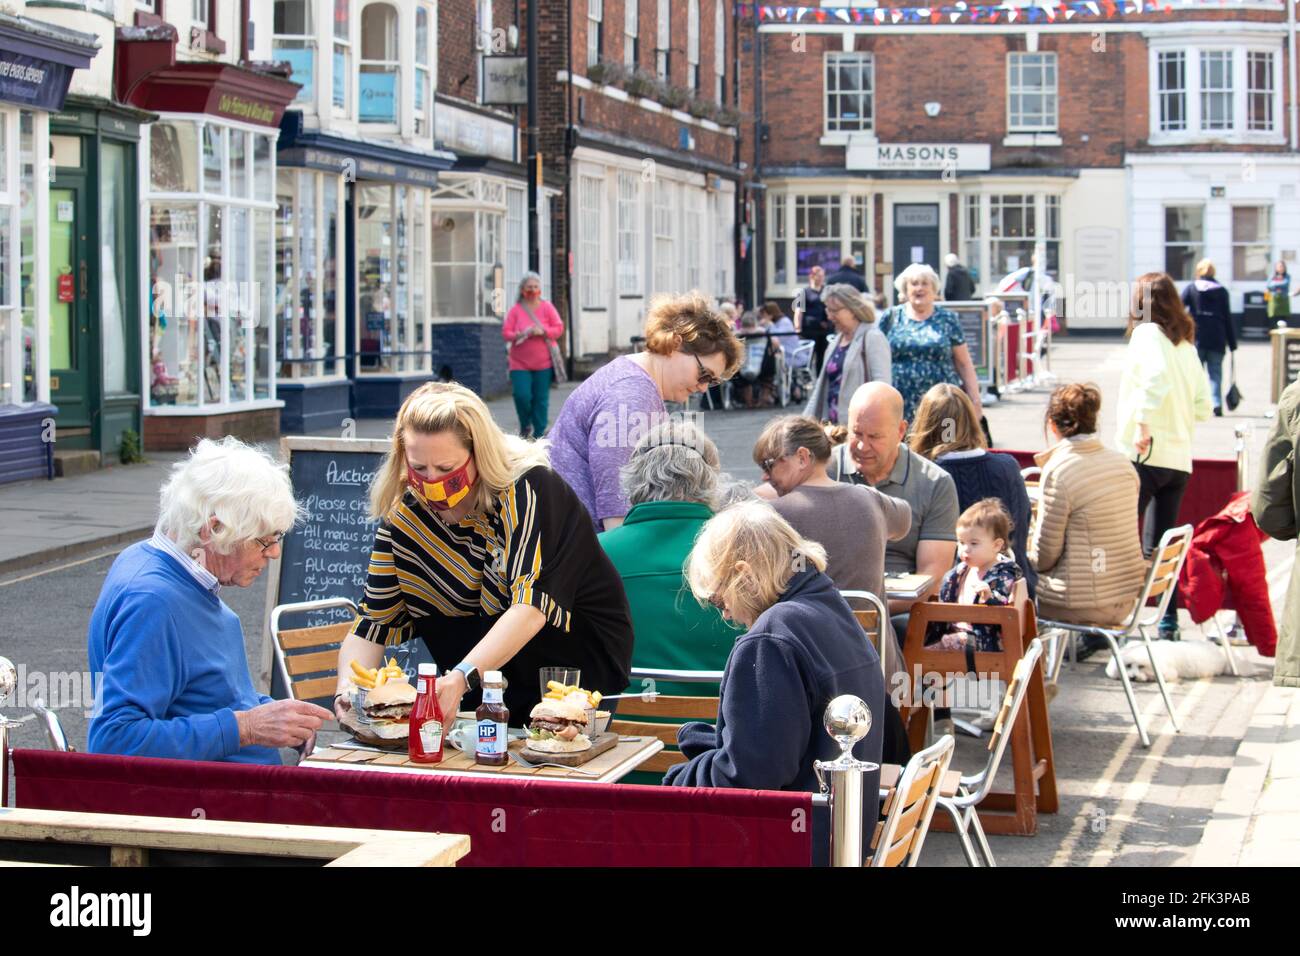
top-left (839, 589), bottom-right (891, 684)
top-left (1038, 524), bottom-right (1193, 748)
top-left (1020, 466), bottom-right (1042, 529)
top-left (608, 666), bottom-right (722, 776)
top-left (868, 734), bottom-right (954, 867)
top-left (900, 599), bottom-right (1058, 836)
top-left (936, 638), bottom-right (1045, 866)
top-left (269, 598), bottom-right (359, 706)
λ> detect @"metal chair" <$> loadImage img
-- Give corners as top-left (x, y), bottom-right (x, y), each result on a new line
top-left (269, 598), bottom-right (359, 705)
top-left (31, 697), bottom-right (72, 752)
top-left (1037, 524), bottom-right (1194, 748)
top-left (789, 340), bottom-right (816, 405)
top-left (869, 733), bottom-right (955, 867)
top-left (839, 590), bottom-right (892, 685)
top-left (608, 666), bottom-right (724, 776)
top-left (935, 638), bottom-right (1045, 867)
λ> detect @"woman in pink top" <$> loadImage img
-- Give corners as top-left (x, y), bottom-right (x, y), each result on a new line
top-left (501, 272), bottom-right (565, 437)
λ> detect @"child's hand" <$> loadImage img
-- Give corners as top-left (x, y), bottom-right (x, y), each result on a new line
top-left (972, 579), bottom-right (992, 602)
top-left (937, 632), bottom-right (968, 651)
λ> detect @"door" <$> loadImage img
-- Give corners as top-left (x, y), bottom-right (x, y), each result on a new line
top-left (892, 204), bottom-right (941, 304)
top-left (49, 168), bottom-right (94, 447)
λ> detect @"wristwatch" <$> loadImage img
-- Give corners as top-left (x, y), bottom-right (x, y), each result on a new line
top-left (453, 661), bottom-right (480, 693)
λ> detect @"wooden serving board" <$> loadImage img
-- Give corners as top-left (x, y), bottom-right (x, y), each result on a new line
top-left (518, 732), bottom-right (618, 766)
top-left (339, 711), bottom-right (407, 750)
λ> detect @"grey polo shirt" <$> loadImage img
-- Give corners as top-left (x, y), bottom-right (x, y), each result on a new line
top-left (831, 442), bottom-right (960, 575)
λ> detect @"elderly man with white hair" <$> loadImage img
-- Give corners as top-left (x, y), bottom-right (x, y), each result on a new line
top-left (878, 262), bottom-right (983, 423)
top-left (87, 437), bottom-right (331, 764)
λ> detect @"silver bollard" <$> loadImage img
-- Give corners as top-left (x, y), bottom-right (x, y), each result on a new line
top-left (813, 695), bottom-right (878, 868)
top-left (0, 657), bottom-right (18, 808)
top-left (1235, 423), bottom-right (1253, 493)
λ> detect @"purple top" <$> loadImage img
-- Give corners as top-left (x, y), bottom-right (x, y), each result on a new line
top-left (548, 355), bottom-right (667, 529)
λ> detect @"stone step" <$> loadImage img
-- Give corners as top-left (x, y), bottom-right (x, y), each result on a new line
top-left (53, 448), bottom-right (101, 478)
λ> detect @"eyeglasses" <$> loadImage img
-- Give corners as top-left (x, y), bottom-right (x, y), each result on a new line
top-left (253, 531), bottom-right (286, 555)
top-left (707, 591), bottom-right (726, 611)
top-left (692, 353), bottom-right (720, 387)
top-left (760, 455), bottom-right (786, 474)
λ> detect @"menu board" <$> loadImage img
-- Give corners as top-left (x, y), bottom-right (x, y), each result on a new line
top-left (941, 301), bottom-right (991, 384)
top-left (258, 437), bottom-right (389, 691)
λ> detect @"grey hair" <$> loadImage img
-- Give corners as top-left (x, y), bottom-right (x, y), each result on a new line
top-left (517, 270), bottom-right (544, 301)
top-left (894, 263), bottom-right (942, 297)
top-left (822, 284), bottom-right (877, 326)
top-left (156, 437), bottom-right (305, 555)
top-left (714, 474), bottom-right (756, 508)
top-left (621, 418), bottom-right (722, 508)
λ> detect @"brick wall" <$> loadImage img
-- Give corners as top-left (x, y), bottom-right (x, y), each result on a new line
top-left (429, 322), bottom-right (510, 398)
top-left (143, 409), bottom-right (281, 452)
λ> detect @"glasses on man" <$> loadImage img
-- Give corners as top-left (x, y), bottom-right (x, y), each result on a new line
top-left (254, 531), bottom-right (287, 555)
top-left (692, 353), bottom-right (720, 387)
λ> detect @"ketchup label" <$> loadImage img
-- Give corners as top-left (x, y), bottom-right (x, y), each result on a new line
top-left (419, 721), bottom-right (442, 753)
top-left (477, 721), bottom-right (507, 756)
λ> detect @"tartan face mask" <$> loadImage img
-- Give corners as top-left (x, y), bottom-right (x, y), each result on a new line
top-left (407, 457), bottom-right (476, 511)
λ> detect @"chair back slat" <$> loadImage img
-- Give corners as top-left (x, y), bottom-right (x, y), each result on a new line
top-left (614, 695), bottom-right (719, 720)
top-left (285, 649), bottom-right (343, 677)
top-left (293, 676), bottom-right (339, 700)
top-left (1128, 525), bottom-right (1194, 624)
top-left (278, 622), bottom-right (353, 651)
top-left (870, 734), bottom-right (954, 867)
top-left (606, 667), bottom-right (722, 775)
top-left (270, 601), bottom-right (359, 704)
top-left (606, 720), bottom-right (690, 747)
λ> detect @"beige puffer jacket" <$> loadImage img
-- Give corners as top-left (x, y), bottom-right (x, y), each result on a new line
top-left (1029, 436), bottom-right (1146, 627)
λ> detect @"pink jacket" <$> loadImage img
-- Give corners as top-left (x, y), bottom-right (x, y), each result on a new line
top-left (502, 300), bottom-right (564, 372)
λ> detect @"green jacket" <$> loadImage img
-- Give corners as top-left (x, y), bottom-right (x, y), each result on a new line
top-left (598, 501), bottom-right (745, 697)
top-left (1252, 380), bottom-right (1300, 687)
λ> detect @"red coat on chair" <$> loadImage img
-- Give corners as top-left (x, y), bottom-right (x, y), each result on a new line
top-left (1178, 491), bottom-right (1277, 657)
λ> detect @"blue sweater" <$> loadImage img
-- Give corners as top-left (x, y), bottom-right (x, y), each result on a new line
top-left (664, 569), bottom-right (884, 796)
top-left (934, 451), bottom-right (1037, 599)
top-left (87, 542), bottom-right (278, 764)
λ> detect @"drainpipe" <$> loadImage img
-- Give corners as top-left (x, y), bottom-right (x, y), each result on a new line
top-left (733, 0), bottom-right (742, 304)
top-left (1290, 0), bottom-right (1297, 151)
top-left (565, 0), bottom-right (575, 372)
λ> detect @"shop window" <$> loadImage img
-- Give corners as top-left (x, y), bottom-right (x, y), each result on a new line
top-left (1007, 52), bottom-right (1057, 133)
top-left (230, 129), bottom-right (248, 198)
top-left (825, 53), bottom-right (873, 134)
top-left (794, 194), bottom-right (841, 278)
top-left (360, 3), bottom-right (400, 125)
top-left (616, 171), bottom-right (639, 296)
top-left (19, 111), bottom-right (36, 403)
top-left (987, 193), bottom-right (1059, 277)
top-left (334, 0), bottom-right (352, 113)
top-left (278, 169), bottom-right (345, 379)
top-left (101, 141), bottom-right (131, 395)
top-left (0, 111), bottom-right (15, 406)
top-left (358, 185), bottom-right (433, 372)
top-left (683, 189), bottom-right (703, 290)
top-left (274, 0), bottom-right (315, 105)
top-left (713, 190), bottom-right (733, 298)
top-left (430, 190), bottom-right (503, 323)
top-left (1232, 206), bottom-right (1272, 281)
top-left (850, 195), bottom-right (869, 275)
top-left (150, 122), bottom-right (199, 193)
top-left (506, 186), bottom-right (526, 297)
top-left (770, 193), bottom-right (786, 287)
top-left (478, 207), bottom-right (503, 317)
top-left (653, 179), bottom-right (675, 295)
top-left (962, 194), bottom-right (981, 280)
top-left (624, 0), bottom-right (638, 70)
top-left (1164, 206), bottom-right (1203, 282)
top-left (202, 124), bottom-right (225, 195)
top-left (714, 0), bottom-right (725, 104)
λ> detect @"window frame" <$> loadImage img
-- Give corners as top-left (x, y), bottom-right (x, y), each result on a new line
top-left (714, 0), bottom-right (725, 104)
top-left (1007, 51), bottom-right (1059, 134)
top-left (1163, 204), bottom-right (1205, 283)
top-left (824, 52), bottom-right (874, 135)
top-left (1231, 204), bottom-right (1273, 283)
top-left (656, 0), bottom-right (671, 82)
top-left (359, 1), bottom-right (401, 129)
top-left (765, 188), bottom-right (874, 295)
top-left (616, 171), bottom-right (640, 297)
top-left (587, 0), bottom-right (604, 70)
top-left (624, 0), bottom-right (639, 70)
top-left (1148, 39), bottom-right (1284, 144)
top-left (273, 0), bottom-right (316, 108)
top-left (578, 174), bottom-right (604, 310)
top-left (687, 0), bottom-right (700, 92)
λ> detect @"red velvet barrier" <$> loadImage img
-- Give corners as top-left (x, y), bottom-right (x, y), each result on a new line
top-left (997, 449), bottom-right (1237, 532)
top-left (11, 750), bottom-right (813, 867)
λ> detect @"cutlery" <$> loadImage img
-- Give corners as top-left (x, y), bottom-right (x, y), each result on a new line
top-left (508, 751), bottom-right (599, 776)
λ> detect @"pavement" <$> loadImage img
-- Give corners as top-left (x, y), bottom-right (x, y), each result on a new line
top-left (0, 335), bottom-right (1295, 865)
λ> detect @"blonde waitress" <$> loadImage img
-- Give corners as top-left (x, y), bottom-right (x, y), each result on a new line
top-left (334, 382), bottom-right (634, 727)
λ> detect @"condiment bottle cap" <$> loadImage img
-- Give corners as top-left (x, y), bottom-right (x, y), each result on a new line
top-left (484, 670), bottom-right (504, 683)
top-left (417, 663), bottom-right (437, 677)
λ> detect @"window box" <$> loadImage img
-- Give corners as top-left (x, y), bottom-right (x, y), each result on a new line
top-left (622, 69), bottom-right (658, 99)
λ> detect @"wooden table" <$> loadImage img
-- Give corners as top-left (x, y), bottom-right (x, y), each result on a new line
top-left (306, 734), bottom-right (664, 784)
top-left (885, 573), bottom-right (934, 602)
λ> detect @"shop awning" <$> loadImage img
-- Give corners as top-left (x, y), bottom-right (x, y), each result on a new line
top-left (277, 111), bottom-right (457, 188)
top-left (0, 14), bottom-right (97, 112)
top-left (115, 24), bottom-right (298, 128)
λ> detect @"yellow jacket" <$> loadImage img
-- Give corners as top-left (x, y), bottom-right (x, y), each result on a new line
top-left (1115, 323), bottom-right (1212, 473)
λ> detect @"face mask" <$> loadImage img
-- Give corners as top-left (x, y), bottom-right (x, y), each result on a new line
top-left (407, 458), bottom-right (475, 511)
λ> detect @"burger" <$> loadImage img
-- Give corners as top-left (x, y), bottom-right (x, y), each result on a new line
top-left (362, 679), bottom-right (416, 739)
top-left (526, 698), bottom-right (592, 753)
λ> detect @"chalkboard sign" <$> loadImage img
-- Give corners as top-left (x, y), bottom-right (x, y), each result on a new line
top-left (258, 437), bottom-right (390, 691)
top-left (940, 301), bottom-right (991, 384)
top-left (1271, 328), bottom-right (1300, 403)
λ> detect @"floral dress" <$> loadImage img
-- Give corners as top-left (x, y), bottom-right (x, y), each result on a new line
top-left (924, 557), bottom-right (1023, 652)
top-left (823, 339), bottom-right (851, 424)
top-left (879, 305), bottom-right (966, 421)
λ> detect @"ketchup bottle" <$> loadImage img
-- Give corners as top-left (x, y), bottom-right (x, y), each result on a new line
top-left (475, 670), bottom-right (509, 766)
top-left (409, 663), bottom-right (444, 763)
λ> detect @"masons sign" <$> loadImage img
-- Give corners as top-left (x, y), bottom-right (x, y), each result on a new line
top-left (846, 141), bottom-right (991, 172)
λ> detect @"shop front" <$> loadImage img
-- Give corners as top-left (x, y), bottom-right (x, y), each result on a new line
top-left (115, 28), bottom-right (298, 450)
top-left (0, 14), bottom-right (96, 485)
top-left (275, 116), bottom-right (455, 425)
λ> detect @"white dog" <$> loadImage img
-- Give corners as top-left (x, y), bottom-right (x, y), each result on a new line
top-left (1104, 639), bottom-right (1232, 683)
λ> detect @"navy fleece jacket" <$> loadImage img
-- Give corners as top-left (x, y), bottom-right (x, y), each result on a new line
top-left (664, 569), bottom-right (884, 795)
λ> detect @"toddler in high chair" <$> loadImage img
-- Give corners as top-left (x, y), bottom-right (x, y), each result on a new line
top-left (926, 498), bottom-right (1025, 654)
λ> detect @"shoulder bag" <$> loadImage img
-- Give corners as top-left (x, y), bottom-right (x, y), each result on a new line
top-left (519, 301), bottom-right (568, 385)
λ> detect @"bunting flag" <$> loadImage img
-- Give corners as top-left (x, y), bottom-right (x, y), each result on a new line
top-left (739, 0), bottom-right (1276, 25)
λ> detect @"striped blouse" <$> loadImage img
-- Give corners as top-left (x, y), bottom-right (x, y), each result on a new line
top-left (350, 465), bottom-right (634, 703)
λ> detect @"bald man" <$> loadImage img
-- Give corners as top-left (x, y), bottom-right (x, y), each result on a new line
top-left (830, 382), bottom-right (960, 619)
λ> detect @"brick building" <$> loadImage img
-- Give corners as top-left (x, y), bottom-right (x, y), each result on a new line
top-left (751, 2), bottom-right (1299, 330)
top-left (537, 0), bottom-right (747, 359)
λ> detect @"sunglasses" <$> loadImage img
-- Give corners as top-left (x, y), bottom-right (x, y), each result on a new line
top-left (692, 353), bottom-right (720, 387)
top-left (760, 455), bottom-right (786, 474)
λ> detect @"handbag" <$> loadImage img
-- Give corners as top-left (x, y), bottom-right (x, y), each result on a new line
top-left (1226, 351), bottom-right (1242, 412)
top-left (518, 301), bottom-right (568, 384)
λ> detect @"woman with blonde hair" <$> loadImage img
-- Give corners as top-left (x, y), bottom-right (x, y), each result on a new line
top-left (548, 291), bottom-right (742, 530)
top-left (910, 382), bottom-right (1035, 597)
top-left (802, 284), bottom-right (891, 425)
top-left (664, 501), bottom-right (884, 800)
top-left (334, 381), bottom-right (634, 725)
top-left (1180, 258), bottom-right (1235, 416)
